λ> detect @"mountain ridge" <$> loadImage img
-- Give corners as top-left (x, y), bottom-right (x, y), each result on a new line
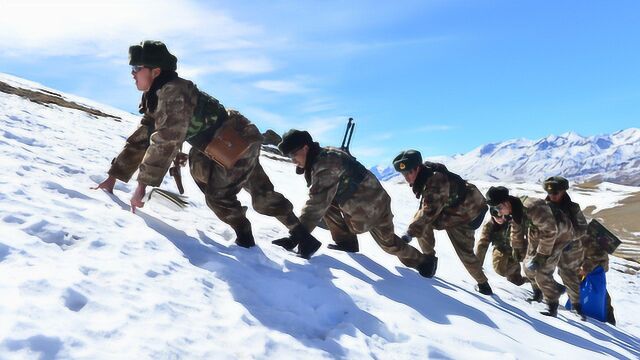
top-left (374, 128), bottom-right (640, 186)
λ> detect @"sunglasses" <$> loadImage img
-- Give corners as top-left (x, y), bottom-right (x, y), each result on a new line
top-left (547, 191), bottom-right (560, 196)
top-left (489, 204), bottom-right (503, 216)
top-left (131, 65), bottom-right (146, 74)
top-left (286, 147), bottom-right (304, 159)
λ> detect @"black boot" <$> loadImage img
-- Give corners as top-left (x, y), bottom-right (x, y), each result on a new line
top-left (271, 237), bottom-right (298, 251)
top-left (540, 302), bottom-right (559, 317)
top-left (417, 254), bottom-right (438, 278)
top-left (606, 307), bottom-right (616, 326)
top-left (556, 283), bottom-right (566, 295)
top-left (327, 241), bottom-right (359, 253)
top-left (290, 225), bottom-right (321, 259)
top-left (526, 288), bottom-right (543, 303)
top-left (234, 227), bottom-right (255, 248)
top-left (573, 303), bottom-right (587, 321)
top-left (475, 281), bottom-right (493, 295)
top-left (507, 273), bottom-right (526, 286)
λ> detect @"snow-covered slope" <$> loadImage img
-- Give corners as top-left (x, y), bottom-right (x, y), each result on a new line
top-left (1, 74), bottom-right (639, 359)
top-left (375, 129), bottom-right (640, 186)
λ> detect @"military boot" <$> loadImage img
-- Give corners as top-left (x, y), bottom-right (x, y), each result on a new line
top-left (327, 239), bottom-right (359, 253)
top-left (606, 306), bottom-right (616, 326)
top-left (526, 288), bottom-right (543, 303)
top-left (475, 281), bottom-right (493, 296)
top-left (556, 283), bottom-right (566, 295)
top-left (234, 226), bottom-right (255, 248)
top-left (540, 302), bottom-right (559, 317)
top-left (573, 303), bottom-right (587, 321)
top-left (272, 236), bottom-right (298, 251)
top-left (507, 273), bottom-right (526, 286)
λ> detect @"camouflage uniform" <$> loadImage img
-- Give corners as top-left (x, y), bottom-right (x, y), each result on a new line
top-left (476, 219), bottom-right (525, 285)
top-left (581, 233), bottom-right (610, 273)
top-left (510, 196), bottom-right (575, 304)
top-left (109, 76), bottom-right (300, 236)
top-left (407, 167), bottom-right (489, 284)
top-left (299, 145), bottom-right (428, 268)
top-left (581, 226), bottom-right (615, 324)
top-left (550, 192), bottom-right (615, 322)
top-left (545, 194), bottom-right (586, 307)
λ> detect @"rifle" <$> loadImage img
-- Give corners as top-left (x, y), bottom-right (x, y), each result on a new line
top-left (169, 152), bottom-right (188, 194)
top-left (340, 117), bottom-right (355, 156)
top-left (315, 117), bottom-right (356, 231)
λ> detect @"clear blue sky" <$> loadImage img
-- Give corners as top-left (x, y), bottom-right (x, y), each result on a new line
top-left (1, 0), bottom-right (638, 167)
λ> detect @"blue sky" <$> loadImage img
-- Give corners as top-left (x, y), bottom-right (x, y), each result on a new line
top-left (1, 0), bottom-right (639, 167)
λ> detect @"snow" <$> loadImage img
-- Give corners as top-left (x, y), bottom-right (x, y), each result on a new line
top-left (1, 74), bottom-right (640, 359)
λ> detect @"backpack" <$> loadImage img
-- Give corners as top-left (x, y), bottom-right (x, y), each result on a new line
top-left (321, 147), bottom-right (368, 205)
top-left (422, 161), bottom-right (468, 208)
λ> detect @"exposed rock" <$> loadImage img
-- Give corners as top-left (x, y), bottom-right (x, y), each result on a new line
top-left (262, 129), bottom-right (282, 147)
top-left (0, 80), bottom-right (121, 121)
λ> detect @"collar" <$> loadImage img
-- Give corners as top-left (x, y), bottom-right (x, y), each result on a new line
top-left (139, 70), bottom-right (178, 114)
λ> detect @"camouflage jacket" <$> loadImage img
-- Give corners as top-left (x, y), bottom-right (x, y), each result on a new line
top-left (407, 166), bottom-right (487, 236)
top-left (476, 219), bottom-right (512, 265)
top-left (108, 76), bottom-right (199, 187)
top-left (547, 194), bottom-right (606, 271)
top-left (581, 233), bottom-right (610, 272)
top-left (546, 194), bottom-right (589, 242)
top-left (510, 196), bottom-right (573, 256)
top-left (299, 145), bottom-right (391, 234)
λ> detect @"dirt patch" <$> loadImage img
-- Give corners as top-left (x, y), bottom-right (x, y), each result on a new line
top-left (0, 80), bottom-right (121, 121)
top-left (585, 191), bottom-right (640, 262)
top-left (574, 180), bottom-right (601, 191)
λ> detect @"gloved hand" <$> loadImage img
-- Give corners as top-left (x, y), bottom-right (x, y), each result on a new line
top-left (401, 233), bottom-right (413, 244)
top-left (512, 248), bottom-right (525, 262)
top-left (526, 252), bottom-right (549, 271)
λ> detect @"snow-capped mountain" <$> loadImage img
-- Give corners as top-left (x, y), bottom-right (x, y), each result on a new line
top-left (369, 165), bottom-right (400, 182)
top-left (374, 129), bottom-right (640, 186)
top-left (1, 73), bottom-right (639, 359)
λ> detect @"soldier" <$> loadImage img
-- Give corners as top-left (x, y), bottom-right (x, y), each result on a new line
top-left (475, 210), bottom-right (527, 286)
top-left (542, 177), bottom-right (584, 316)
top-left (486, 186), bottom-right (574, 316)
top-left (93, 40), bottom-right (319, 258)
top-left (393, 150), bottom-right (493, 295)
top-left (274, 130), bottom-right (434, 275)
top-left (544, 176), bottom-right (614, 324)
top-left (580, 225), bottom-right (616, 325)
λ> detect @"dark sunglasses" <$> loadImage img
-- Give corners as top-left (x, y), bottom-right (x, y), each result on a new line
top-left (547, 190), bottom-right (560, 196)
top-left (286, 147), bottom-right (304, 159)
top-left (489, 207), bottom-right (500, 217)
top-left (131, 65), bottom-right (146, 74)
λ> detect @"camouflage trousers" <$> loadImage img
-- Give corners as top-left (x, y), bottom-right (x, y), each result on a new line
top-left (557, 240), bottom-right (583, 305)
top-left (417, 224), bottom-right (488, 283)
top-left (523, 239), bottom-right (582, 304)
top-left (324, 203), bottom-right (428, 269)
top-left (492, 249), bottom-right (525, 285)
top-left (188, 140), bottom-right (299, 235)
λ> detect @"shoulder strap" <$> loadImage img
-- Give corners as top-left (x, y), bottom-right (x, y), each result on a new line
top-left (423, 162), bottom-right (467, 208)
top-left (323, 147), bottom-right (367, 204)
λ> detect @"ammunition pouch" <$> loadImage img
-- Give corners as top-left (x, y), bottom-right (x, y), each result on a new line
top-left (202, 117), bottom-right (251, 169)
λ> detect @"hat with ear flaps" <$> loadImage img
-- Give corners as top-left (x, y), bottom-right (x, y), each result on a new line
top-left (392, 150), bottom-right (422, 172)
top-left (543, 176), bottom-right (569, 193)
top-left (278, 129), bottom-right (314, 155)
top-left (128, 40), bottom-right (177, 71)
top-left (485, 186), bottom-right (510, 206)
